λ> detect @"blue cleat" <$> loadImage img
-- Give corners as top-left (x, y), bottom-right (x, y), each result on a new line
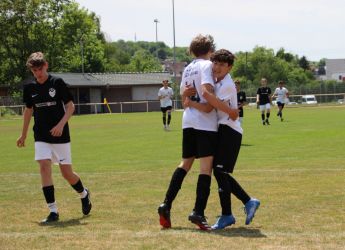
top-left (244, 198), bottom-right (260, 225)
top-left (211, 215), bottom-right (236, 230)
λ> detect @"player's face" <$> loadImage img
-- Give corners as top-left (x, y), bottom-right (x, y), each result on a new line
top-left (212, 61), bottom-right (231, 82)
top-left (162, 81), bottom-right (169, 88)
top-left (261, 79), bottom-right (267, 86)
top-left (31, 63), bottom-right (48, 81)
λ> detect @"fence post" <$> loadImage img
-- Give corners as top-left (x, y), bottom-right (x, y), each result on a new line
top-left (146, 101), bottom-right (149, 112)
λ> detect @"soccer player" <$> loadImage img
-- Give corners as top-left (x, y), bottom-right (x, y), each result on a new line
top-left (186, 49), bottom-right (260, 230)
top-left (16, 52), bottom-right (92, 223)
top-left (256, 78), bottom-right (272, 125)
top-left (158, 34), bottom-right (236, 230)
top-left (158, 80), bottom-right (174, 130)
top-left (235, 80), bottom-right (247, 126)
top-left (272, 80), bottom-right (289, 121)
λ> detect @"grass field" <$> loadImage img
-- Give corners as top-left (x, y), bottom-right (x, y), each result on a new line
top-left (1, 105), bottom-right (345, 249)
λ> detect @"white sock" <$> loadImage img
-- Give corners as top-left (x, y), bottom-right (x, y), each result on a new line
top-left (47, 202), bottom-right (58, 214)
top-left (79, 189), bottom-right (88, 199)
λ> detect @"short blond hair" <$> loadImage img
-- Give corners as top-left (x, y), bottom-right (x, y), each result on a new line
top-left (26, 52), bottom-right (46, 69)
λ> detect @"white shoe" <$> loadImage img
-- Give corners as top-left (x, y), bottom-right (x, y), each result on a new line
top-left (166, 125), bottom-right (170, 131)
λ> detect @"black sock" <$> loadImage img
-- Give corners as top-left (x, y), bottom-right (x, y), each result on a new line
top-left (261, 113), bottom-right (265, 121)
top-left (162, 114), bottom-right (166, 125)
top-left (228, 175), bottom-right (250, 205)
top-left (42, 185), bottom-right (55, 204)
top-left (214, 171), bottom-right (232, 215)
top-left (266, 113), bottom-right (270, 119)
top-left (167, 114), bottom-right (171, 125)
top-left (194, 174), bottom-right (211, 216)
top-left (71, 179), bottom-right (84, 193)
top-left (164, 168), bottom-right (187, 209)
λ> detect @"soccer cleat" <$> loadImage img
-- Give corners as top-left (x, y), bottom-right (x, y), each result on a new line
top-left (262, 121), bottom-right (266, 125)
top-left (166, 125), bottom-right (170, 131)
top-left (81, 188), bottom-right (92, 215)
top-left (244, 198), bottom-right (260, 225)
top-left (281, 117), bottom-right (284, 122)
top-left (265, 119), bottom-right (270, 125)
top-left (211, 215), bottom-right (236, 230)
top-left (188, 211), bottom-right (211, 231)
top-left (41, 212), bottom-right (59, 224)
top-left (158, 203), bottom-right (171, 228)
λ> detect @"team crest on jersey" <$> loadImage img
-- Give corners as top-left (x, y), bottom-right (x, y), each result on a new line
top-left (49, 88), bottom-right (56, 97)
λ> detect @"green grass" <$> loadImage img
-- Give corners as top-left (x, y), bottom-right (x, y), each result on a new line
top-left (1, 106), bottom-right (345, 249)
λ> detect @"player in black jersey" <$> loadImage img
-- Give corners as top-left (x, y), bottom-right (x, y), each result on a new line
top-left (235, 80), bottom-right (247, 126)
top-left (17, 52), bottom-right (92, 223)
top-left (256, 78), bottom-right (272, 125)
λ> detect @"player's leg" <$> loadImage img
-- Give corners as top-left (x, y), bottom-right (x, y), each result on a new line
top-left (39, 159), bottom-right (59, 223)
top-left (54, 143), bottom-right (92, 215)
top-left (166, 106), bottom-right (172, 129)
top-left (35, 142), bottom-right (59, 223)
top-left (265, 104), bottom-right (271, 125)
top-left (188, 130), bottom-right (217, 230)
top-left (158, 128), bottom-right (196, 228)
top-left (260, 105), bottom-right (266, 125)
top-left (280, 103), bottom-right (285, 121)
top-left (161, 107), bottom-right (167, 129)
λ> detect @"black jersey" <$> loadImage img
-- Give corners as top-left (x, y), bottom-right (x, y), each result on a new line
top-left (237, 91), bottom-right (246, 117)
top-left (23, 75), bottom-right (74, 143)
top-left (257, 87), bottom-right (271, 105)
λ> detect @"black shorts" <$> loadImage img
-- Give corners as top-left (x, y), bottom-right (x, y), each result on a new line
top-left (182, 128), bottom-right (217, 159)
top-left (213, 125), bottom-right (242, 173)
top-left (161, 106), bottom-right (172, 113)
top-left (277, 102), bottom-right (285, 108)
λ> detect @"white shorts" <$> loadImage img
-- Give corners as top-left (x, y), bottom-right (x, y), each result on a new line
top-left (35, 142), bottom-right (72, 165)
top-left (259, 103), bottom-right (271, 111)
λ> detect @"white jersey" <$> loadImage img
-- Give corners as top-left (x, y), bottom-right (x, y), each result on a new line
top-left (180, 59), bottom-right (218, 131)
top-left (214, 74), bottom-right (243, 134)
top-left (273, 87), bottom-right (289, 103)
top-left (158, 87), bottom-right (173, 107)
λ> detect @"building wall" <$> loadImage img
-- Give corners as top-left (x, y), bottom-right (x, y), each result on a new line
top-left (104, 87), bottom-right (131, 102)
top-left (326, 59), bottom-right (345, 81)
top-left (132, 85), bottom-right (161, 101)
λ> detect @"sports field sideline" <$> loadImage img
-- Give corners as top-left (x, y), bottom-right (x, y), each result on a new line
top-left (0, 105), bottom-right (344, 249)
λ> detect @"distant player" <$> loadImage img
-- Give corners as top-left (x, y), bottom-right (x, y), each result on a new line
top-left (256, 78), bottom-right (272, 125)
top-left (235, 80), bottom-right (247, 126)
top-left (16, 52), bottom-right (92, 223)
top-left (272, 80), bottom-right (289, 121)
top-left (158, 80), bottom-right (174, 130)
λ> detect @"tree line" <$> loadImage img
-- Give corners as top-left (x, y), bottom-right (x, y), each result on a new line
top-left (0, 0), bottom-right (336, 98)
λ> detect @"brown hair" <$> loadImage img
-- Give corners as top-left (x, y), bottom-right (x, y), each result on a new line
top-left (210, 49), bottom-right (235, 66)
top-left (26, 52), bottom-right (46, 68)
top-left (189, 34), bottom-right (216, 57)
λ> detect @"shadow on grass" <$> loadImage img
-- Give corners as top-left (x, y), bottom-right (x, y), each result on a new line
top-left (241, 144), bottom-right (253, 147)
top-left (169, 226), bottom-right (266, 238)
top-left (35, 215), bottom-right (90, 228)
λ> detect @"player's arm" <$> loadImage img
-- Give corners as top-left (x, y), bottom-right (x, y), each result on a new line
top-left (184, 97), bottom-right (213, 113)
top-left (50, 101), bottom-right (75, 137)
top-left (201, 84), bottom-right (238, 121)
top-left (17, 107), bottom-right (33, 147)
top-left (181, 85), bottom-right (197, 109)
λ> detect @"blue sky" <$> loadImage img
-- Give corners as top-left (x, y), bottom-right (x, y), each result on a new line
top-left (75, 0), bottom-right (345, 61)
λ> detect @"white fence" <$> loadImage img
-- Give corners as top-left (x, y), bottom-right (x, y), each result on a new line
top-left (1, 93), bottom-right (345, 116)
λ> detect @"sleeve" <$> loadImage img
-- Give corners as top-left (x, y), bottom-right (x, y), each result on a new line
top-left (273, 88), bottom-right (277, 95)
top-left (256, 88), bottom-right (261, 95)
top-left (158, 88), bottom-right (162, 97)
top-left (268, 88), bottom-right (272, 94)
top-left (230, 85), bottom-right (238, 109)
top-left (57, 78), bottom-right (74, 104)
top-left (23, 84), bottom-right (33, 108)
top-left (200, 61), bottom-right (214, 87)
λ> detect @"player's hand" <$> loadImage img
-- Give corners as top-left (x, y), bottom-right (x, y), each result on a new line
top-left (16, 135), bottom-right (26, 147)
top-left (50, 124), bottom-right (64, 137)
top-left (228, 109), bottom-right (239, 121)
top-left (184, 97), bottom-right (192, 107)
top-left (183, 86), bottom-right (196, 97)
